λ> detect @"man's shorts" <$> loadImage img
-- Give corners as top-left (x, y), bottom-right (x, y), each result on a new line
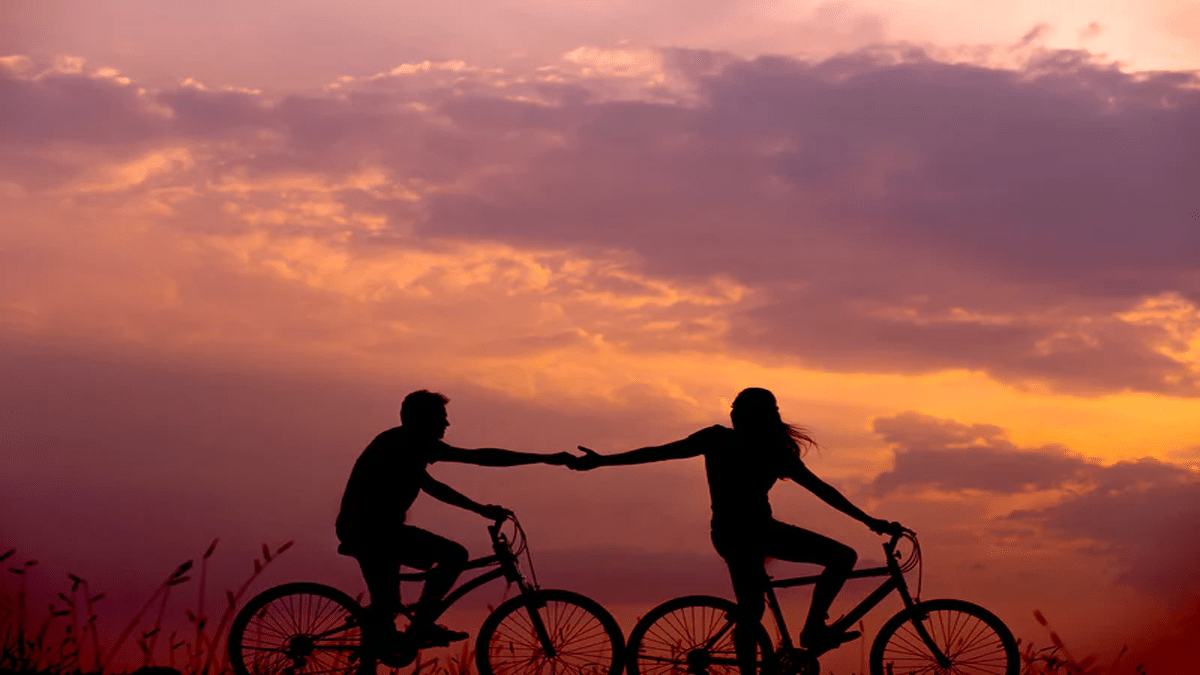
top-left (344, 524), bottom-right (466, 570)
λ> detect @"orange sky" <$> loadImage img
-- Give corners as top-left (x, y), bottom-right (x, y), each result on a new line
top-left (2, 2), bottom-right (1199, 673)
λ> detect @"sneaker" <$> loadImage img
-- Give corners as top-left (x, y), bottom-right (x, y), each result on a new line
top-left (409, 622), bottom-right (469, 647)
top-left (799, 625), bottom-right (861, 651)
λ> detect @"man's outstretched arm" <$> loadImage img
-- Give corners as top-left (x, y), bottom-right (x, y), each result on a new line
top-left (420, 474), bottom-right (509, 519)
top-left (438, 444), bottom-right (572, 467)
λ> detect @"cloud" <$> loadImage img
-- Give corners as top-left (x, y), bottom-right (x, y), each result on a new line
top-left (870, 410), bottom-right (1200, 601)
top-left (1011, 458), bottom-right (1200, 600)
top-left (2, 46), bottom-right (1198, 396)
top-left (870, 411), bottom-right (1093, 494)
top-left (414, 46), bottom-right (1200, 393)
top-left (0, 58), bottom-right (167, 145)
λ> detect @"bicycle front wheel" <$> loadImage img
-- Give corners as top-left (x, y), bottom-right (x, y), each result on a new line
top-left (627, 595), bottom-right (774, 675)
top-left (869, 599), bottom-right (1018, 675)
top-left (228, 582), bottom-right (372, 675)
top-left (476, 589), bottom-right (624, 675)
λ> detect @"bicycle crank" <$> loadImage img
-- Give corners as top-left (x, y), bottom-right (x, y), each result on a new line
top-left (776, 648), bottom-right (819, 675)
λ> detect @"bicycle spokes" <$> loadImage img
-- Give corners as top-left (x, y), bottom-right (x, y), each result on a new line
top-left (230, 584), bottom-right (367, 675)
top-left (478, 591), bottom-right (623, 675)
top-left (875, 602), bottom-right (1016, 675)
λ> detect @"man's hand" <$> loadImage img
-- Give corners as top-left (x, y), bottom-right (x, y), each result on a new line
top-left (479, 504), bottom-right (512, 521)
top-left (567, 446), bottom-right (604, 471)
top-left (543, 452), bottom-right (574, 466)
top-left (867, 518), bottom-right (907, 536)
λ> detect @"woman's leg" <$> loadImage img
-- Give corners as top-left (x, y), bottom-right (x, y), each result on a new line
top-left (714, 526), bottom-right (768, 675)
top-left (761, 520), bottom-right (857, 647)
top-left (723, 554), bottom-right (768, 675)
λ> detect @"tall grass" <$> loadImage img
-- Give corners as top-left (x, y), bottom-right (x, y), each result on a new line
top-left (1019, 610), bottom-right (1146, 675)
top-left (0, 540), bottom-right (292, 675)
top-left (4, 548), bottom-right (1159, 675)
top-left (1, 543), bottom-right (478, 675)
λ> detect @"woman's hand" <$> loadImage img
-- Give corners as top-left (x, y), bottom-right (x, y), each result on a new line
top-left (542, 452), bottom-right (575, 466)
top-left (867, 518), bottom-right (906, 536)
top-left (567, 446), bottom-right (604, 471)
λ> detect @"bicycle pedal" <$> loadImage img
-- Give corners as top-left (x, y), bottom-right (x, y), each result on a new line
top-left (419, 637), bottom-right (450, 648)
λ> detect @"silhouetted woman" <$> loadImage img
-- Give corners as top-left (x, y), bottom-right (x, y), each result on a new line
top-left (571, 387), bottom-right (903, 675)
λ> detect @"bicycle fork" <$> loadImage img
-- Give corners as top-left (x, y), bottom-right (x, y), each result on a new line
top-left (894, 585), bottom-right (951, 669)
top-left (521, 594), bottom-right (559, 659)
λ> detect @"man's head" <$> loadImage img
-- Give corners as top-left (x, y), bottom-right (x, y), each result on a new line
top-left (400, 390), bottom-right (450, 440)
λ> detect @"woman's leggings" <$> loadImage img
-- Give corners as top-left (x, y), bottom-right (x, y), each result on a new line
top-left (712, 519), bottom-right (858, 675)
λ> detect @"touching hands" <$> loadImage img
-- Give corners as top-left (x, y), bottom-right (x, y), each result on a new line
top-left (566, 446), bottom-right (604, 471)
top-left (543, 452), bottom-right (575, 466)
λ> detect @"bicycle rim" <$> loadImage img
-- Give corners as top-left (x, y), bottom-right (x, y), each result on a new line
top-left (870, 599), bottom-right (1018, 675)
top-left (476, 589), bottom-right (624, 675)
top-left (229, 583), bottom-right (369, 675)
top-left (628, 596), bottom-right (773, 675)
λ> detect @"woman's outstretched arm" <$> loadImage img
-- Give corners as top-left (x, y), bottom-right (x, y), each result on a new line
top-left (571, 437), bottom-right (702, 470)
top-left (786, 459), bottom-right (901, 534)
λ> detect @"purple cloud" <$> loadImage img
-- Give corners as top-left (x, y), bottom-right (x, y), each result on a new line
top-left (3, 46), bottom-right (1198, 395)
top-left (870, 411), bottom-right (1092, 494)
top-left (870, 410), bottom-right (1200, 600)
top-left (1011, 458), bottom-right (1200, 601)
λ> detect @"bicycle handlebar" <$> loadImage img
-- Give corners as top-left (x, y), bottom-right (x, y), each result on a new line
top-left (486, 512), bottom-right (514, 538)
top-left (883, 527), bottom-right (921, 576)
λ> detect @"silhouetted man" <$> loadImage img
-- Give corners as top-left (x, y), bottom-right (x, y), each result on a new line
top-left (337, 390), bottom-right (569, 648)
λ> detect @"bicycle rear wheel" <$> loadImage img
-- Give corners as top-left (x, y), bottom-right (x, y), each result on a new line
top-left (869, 599), bottom-right (1018, 675)
top-left (626, 595), bottom-right (774, 675)
top-left (476, 589), bottom-right (624, 675)
top-left (228, 582), bottom-right (373, 675)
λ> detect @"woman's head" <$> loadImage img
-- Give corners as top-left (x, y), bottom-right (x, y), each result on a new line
top-left (730, 387), bottom-right (817, 457)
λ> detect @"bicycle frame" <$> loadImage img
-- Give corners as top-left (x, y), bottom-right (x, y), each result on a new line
top-left (762, 533), bottom-right (949, 664)
top-left (392, 519), bottom-right (534, 624)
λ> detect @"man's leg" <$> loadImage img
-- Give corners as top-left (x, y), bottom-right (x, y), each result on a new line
top-left (395, 526), bottom-right (470, 644)
top-left (397, 526), bottom-right (469, 622)
top-left (355, 552), bottom-right (402, 643)
top-left (762, 521), bottom-right (858, 649)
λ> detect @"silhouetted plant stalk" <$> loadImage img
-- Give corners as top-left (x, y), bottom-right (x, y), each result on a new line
top-left (185, 538), bottom-right (219, 675)
top-left (1019, 610), bottom-right (1143, 675)
top-left (0, 541), bottom-right (292, 675)
top-left (199, 540), bottom-right (293, 675)
top-left (102, 559), bottom-right (193, 673)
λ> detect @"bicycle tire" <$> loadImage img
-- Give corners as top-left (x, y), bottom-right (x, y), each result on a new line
top-left (475, 588), bottom-right (625, 675)
top-left (228, 582), bottom-right (374, 675)
top-left (869, 598), bottom-right (1018, 675)
top-left (626, 595), bottom-right (774, 675)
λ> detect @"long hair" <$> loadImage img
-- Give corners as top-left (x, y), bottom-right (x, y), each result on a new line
top-left (731, 387), bottom-right (818, 458)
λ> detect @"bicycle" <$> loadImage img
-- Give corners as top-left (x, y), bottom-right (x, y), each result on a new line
top-left (228, 513), bottom-right (625, 675)
top-left (625, 529), bottom-right (1018, 675)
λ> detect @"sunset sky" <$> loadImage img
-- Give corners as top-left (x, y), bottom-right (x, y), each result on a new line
top-left (2, 1), bottom-right (1199, 672)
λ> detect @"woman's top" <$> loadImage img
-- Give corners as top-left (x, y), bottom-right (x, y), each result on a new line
top-left (683, 424), bottom-right (806, 532)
